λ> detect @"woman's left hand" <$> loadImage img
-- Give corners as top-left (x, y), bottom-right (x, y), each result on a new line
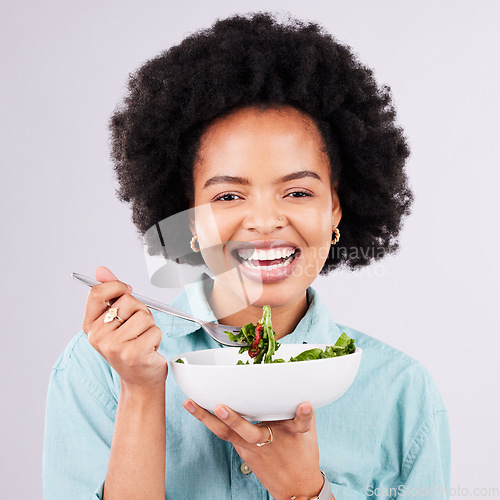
top-left (183, 399), bottom-right (324, 500)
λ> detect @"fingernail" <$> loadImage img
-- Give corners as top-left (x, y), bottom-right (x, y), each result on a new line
top-left (215, 406), bottom-right (229, 419)
top-left (127, 284), bottom-right (133, 292)
top-left (301, 404), bottom-right (312, 415)
top-left (184, 401), bottom-right (195, 414)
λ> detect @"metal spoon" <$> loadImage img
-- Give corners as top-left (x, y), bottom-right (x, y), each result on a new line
top-left (72, 273), bottom-right (249, 347)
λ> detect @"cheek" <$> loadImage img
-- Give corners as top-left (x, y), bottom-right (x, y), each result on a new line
top-left (194, 203), bottom-right (229, 248)
top-left (195, 207), bottom-right (245, 279)
top-left (300, 217), bottom-right (332, 265)
top-left (302, 210), bottom-right (332, 243)
top-left (319, 225), bottom-right (334, 260)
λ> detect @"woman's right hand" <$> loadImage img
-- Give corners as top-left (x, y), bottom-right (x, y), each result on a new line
top-left (82, 266), bottom-right (168, 391)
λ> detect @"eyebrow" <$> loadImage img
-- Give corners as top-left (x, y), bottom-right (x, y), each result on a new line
top-left (203, 170), bottom-right (322, 189)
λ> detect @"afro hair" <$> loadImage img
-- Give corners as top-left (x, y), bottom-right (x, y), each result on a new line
top-left (109, 11), bottom-right (413, 273)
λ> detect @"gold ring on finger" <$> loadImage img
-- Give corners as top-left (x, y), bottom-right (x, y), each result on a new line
top-left (104, 307), bottom-right (125, 324)
top-left (256, 425), bottom-right (273, 447)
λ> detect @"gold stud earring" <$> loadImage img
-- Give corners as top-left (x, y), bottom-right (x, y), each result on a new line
top-left (331, 225), bottom-right (340, 246)
top-left (190, 233), bottom-right (200, 252)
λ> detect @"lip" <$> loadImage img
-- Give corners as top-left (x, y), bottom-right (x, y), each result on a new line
top-left (227, 240), bottom-right (302, 284)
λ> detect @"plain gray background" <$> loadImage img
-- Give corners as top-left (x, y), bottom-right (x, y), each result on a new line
top-left (1, 0), bottom-right (499, 498)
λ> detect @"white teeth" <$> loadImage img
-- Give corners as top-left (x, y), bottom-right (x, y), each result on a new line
top-left (237, 247), bottom-right (296, 261)
top-left (237, 248), bottom-right (254, 260)
top-left (241, 254), bottom-right (295, 270)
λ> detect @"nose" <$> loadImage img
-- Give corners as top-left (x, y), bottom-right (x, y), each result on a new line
top-left (241, 197), bottom-right (286, 234)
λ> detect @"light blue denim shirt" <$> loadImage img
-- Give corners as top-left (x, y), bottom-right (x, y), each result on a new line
top-left (43, 274), bottom-right (451, 499)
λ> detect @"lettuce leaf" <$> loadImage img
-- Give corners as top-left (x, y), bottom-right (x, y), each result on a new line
top-left (227, 306), bottom-right (355, 364)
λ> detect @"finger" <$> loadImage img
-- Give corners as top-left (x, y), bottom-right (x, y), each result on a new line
top-left (95, 266), bottom-right (133, 293)
top-left (284, 402), bottom-right (314, 434)
top-left (90, 296), bottom-right (153, 345)
top-left (212, 404), bottom-right (270, 446)
top-left (105, 293), bottom-right (152, 326)
top-left (82, 281), bottom-right (133, 334)
top-left (120, 324), bottom-right (162, 358)
top-left (182, 400), bottom-right (246, 446)
top-left (95, 266), bottom-right (133, 308)
top-left (117, 314), bottom-right (158, 345)
top-left (95, 266), bottom-right (118, 284)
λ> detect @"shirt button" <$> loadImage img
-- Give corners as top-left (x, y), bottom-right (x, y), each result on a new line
top-left (240, 462), bottom-right (252, 475)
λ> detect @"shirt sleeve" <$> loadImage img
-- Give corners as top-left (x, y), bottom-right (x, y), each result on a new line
top-left (43, 334), bottom-right (118, 500)
top-left (330, 482), bottom-right (369, 500)
top-left (393, 409), bottom-right (451, 499)
top-left (330, 358), bottom-right (451, 500)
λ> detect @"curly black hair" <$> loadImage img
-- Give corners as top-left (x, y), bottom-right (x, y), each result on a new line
top-left (109, 11), bottom-right (413, 274)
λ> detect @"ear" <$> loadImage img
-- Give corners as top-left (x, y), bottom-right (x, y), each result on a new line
top-left (331, 180), bottom-right (342, 227)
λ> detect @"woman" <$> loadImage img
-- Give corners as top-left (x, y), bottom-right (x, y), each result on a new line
top-left (43, 12), bottom-right (450, 500)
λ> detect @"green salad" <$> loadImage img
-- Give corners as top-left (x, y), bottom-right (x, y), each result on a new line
top-left (226, 305), bottom-right (356, 365)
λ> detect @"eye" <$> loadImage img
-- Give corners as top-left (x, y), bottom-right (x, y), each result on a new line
top-left (213, 192), bottom-right (242, 202)
top-left (286, 191), bottom-right (313, 198)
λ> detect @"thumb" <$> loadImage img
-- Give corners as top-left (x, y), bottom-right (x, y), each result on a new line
top-left (95, 266), bottom-right (119, 283)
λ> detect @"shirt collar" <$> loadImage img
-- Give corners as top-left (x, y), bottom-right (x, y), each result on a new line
top-left (152, 273), bottom-right (342, 344)
top-left (278, 284), bottom-right (343, 345)
top-left (152, 273), bottom-right (218, 338)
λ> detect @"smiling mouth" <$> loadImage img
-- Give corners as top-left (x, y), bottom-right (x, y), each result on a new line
top-left (232, 247), bottom-right (301, 270)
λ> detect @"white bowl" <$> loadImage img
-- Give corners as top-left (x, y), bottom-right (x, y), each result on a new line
top-left (170, 344), bottom-right (362, 421)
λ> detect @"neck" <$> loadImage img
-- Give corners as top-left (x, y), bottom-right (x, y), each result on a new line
top-left (206, 279), bottom-right (309, 339)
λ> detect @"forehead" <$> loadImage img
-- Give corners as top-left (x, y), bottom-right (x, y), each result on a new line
top-left (193, 105), bottom-right (330, 176)
top-left (202, 104), bottom-right (321, 138)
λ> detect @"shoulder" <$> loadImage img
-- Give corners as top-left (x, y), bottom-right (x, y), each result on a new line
top-left (53, 331), bottom-right (110, 373)
top-left (50, 331), bottom-right (119, 409)
top-left (335, 322), bottom-right (447, 414)
top-left (336, 322), bottom-right (416, 364)
top-left (329, 322), bottom-right (450, 474)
